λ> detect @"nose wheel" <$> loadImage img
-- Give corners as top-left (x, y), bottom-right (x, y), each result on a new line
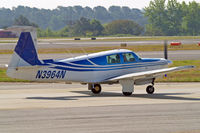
top-left (146, 85), bottom-right (155, 94)
top-left (91, 84), bottom-right (102, 94)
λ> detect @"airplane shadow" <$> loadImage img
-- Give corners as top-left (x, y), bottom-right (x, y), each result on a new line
top-left (26, 90), bottom-right (200, 101)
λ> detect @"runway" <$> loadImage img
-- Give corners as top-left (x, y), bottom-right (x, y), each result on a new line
top-left (1, 50), bottom-right (200, 65)
top-left (1, 38), bottom-right (200, 50)
top-left (0, 83), bottom-right (200, 133)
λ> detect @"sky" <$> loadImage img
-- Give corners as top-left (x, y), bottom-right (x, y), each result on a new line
top-left (0, 0), bottom-right (199, 9)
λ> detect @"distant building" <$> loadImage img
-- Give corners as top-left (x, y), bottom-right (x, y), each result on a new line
top-left (0, 29), bottom-right (17, 38)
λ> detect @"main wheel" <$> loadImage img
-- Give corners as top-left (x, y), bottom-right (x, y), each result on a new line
top-left (91, 84), bottom-right (101, 94)
top-left (146, 85), bottom-right (155, 94)
top-left (123, 92), bottom-right (132, 96)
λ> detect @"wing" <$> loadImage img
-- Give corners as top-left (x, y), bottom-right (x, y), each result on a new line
top-left (108, 65), bottom-right (195, 82)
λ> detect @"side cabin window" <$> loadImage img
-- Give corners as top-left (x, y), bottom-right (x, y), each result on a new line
top-left (122, 53), bottom-right (135, 63)
top-left (106, 54), bottom-right (121, 64)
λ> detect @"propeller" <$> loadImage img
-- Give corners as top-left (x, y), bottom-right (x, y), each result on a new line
top-left (164, 40), bottom-right (168, 78)
top-left (164, 40), bottom-right (168, 59)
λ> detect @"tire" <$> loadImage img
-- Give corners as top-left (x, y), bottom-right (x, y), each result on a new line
top-left (123, 92), bottom-right (132, 96)
top-left (91, 84), bottom-right (101, 94)
top-left (146, 85), bottom-right (155, 94)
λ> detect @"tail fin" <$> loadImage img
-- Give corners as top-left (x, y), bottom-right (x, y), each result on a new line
top-left (7, 31), bottom-right (42, 79)
top-left (8, 32), bottom-right (41, 68)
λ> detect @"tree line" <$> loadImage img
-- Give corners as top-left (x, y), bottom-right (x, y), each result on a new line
top-left (12, 13), bottom-right (143, 37)
top-left (145, 0), bottom-right (200, 36)
top-left (23, 17), bottom-right (143, 37)
top-left (0, 5), bottom-right (146, 31)
top-left (1, 0), bottom-right (200, 36)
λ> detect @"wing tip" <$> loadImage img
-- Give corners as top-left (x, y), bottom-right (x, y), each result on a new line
top-left (186, 65), bottom-right (195, 68)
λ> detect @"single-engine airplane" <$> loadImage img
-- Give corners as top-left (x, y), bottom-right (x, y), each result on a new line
top-left (6, 27), bottom-right (194, 96)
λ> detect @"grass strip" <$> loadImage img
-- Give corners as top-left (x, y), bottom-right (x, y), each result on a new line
top-left (157, 60), bottom-right (200, 82)
top-left (0, 68), bottom-right (27, 82)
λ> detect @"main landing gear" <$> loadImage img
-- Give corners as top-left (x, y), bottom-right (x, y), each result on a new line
top-left (146, 85), bottom-right (155, 94)
top-left (146, 78), bottom-right (155, 94)
top-left (88, 84), bottom-right (102, 94)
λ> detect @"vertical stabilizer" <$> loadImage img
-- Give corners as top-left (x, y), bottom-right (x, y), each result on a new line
top-left (14, 32), bottom-right (41, 66)
top-left (8, 31), bottom-right (41, 68)
top-left (7, 27), bottom-right (41, 79)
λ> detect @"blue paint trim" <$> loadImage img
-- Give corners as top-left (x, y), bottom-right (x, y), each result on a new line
top-left (44, 57), bottom-right (163, 67)
top-left (15, 32), bottom-right (41, 65)
top-left (141, 58), bottom-right (160, 62)
top-left (48, 60), bottom-right (167, 69)
top-left (49, 62), bottom-right (167, 72)
top-left (41, 52), bottom-right (165, 70)
top-left (72, 60), bottom-right (93, 65)
top-left (90, 56), bottom-right (107, 65)
top-left (43, 59), bottom-right (54, 63)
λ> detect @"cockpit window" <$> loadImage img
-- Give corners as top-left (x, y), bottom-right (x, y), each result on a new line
top-left (123, 53), bottom-right (135, 62)
top-left (106, 54), bottom-right (121, 64)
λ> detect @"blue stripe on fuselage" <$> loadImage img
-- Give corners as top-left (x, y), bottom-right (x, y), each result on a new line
top-left (42, 58), bottom-right (167, 72)
top-left (49, 62), bottom-right (167, 71)
top-left (43, 59), bottom-right (165, 69)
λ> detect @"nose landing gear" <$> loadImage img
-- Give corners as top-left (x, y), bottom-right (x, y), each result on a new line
top-left (88, 84), bottom-right (102, 94)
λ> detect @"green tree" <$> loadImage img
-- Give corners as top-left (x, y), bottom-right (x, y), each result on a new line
top-left (179, 1), bottom-right (189, 35)
top-left (58, 26), bottom-right (69, 37)
top-left (0, 8), bottom-right (13, 28)
top-left (0, 6), bottom-right (146, 31)
top-left (70, 17), bottom-right (104, 36)
top-left (14, 15), bottom-right (38, 27)
top-left (90, 19), bottom-right (104, 36)
top-left (72, 17), bottom-right (91, 36)
top-left (104, 20), bottom-right (143, 35)
top-left (82, 7), bottom-right (94, 19)
top-left (182, 1), bottom-right (200, 35)
top-left (166, 0), bottom-right (182, 35)
top-left (145, 0), bottom-right (200, 36)
top-left (144, 0), bottom-right (167, 35)
top-left (94, 6), bottom-right (111, 23)
top-left (109, 6), bottom-right (124, 19)
top-left (49, 15), bottom-right (65, 30)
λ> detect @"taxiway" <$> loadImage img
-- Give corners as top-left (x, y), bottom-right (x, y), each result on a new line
top-left (0, 82), bottom-right (200, 133)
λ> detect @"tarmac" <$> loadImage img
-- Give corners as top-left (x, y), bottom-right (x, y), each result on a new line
top-left (0, 38), bottom-right (200, 132)
top-left (0, 82), bottom-right (200, 133)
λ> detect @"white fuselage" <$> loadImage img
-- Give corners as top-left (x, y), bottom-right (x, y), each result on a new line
top-left (8, 49), bottom-right (169, 84)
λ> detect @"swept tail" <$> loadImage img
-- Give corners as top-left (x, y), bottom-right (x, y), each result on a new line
top-left (7, 31), bottom-right (42, 79)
